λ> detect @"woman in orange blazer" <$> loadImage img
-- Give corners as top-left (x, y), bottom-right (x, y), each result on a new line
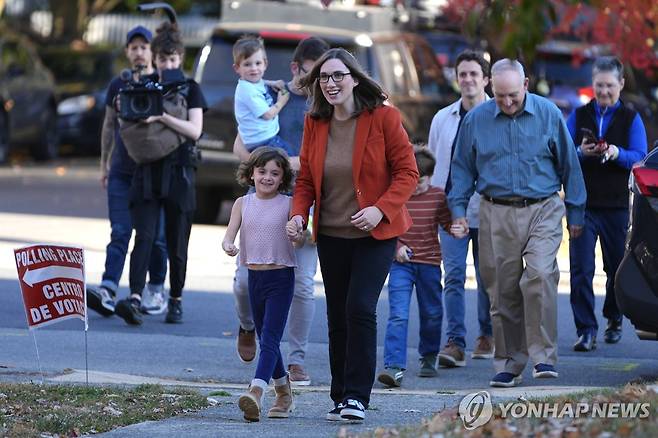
top-left (286, 48), bottom-right (418, 422)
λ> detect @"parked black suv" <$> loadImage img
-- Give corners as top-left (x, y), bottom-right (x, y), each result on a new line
top-left (191, 0), bottom-right (457, 223)
top-left (0, 27), bottom-right (59, 163)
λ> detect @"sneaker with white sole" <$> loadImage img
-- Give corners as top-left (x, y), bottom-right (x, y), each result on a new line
top-left (86, 286), bottom-right (115, 317)
top-left (326, 403), bottom-right (345, 421)
top-left (489, 372), bottom-right (522, 388)
top-left (340, 399), bottom-right (365, 421)
top-left (532, 363), bottom-right (558, 378)
top-left (140, 285), bottom-right (168, 315)
top-left (377, 367), bottom-right (404, 387)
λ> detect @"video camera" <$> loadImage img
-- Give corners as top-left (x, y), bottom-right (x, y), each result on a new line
top-left (118, 67), bottom-right (187, 121)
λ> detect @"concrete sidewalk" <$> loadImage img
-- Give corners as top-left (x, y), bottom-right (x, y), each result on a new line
top-left (50, 370), bottom-right (600, 438)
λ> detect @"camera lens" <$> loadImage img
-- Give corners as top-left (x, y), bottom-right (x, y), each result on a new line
top-left (131, 94), bottom-right (152, 115)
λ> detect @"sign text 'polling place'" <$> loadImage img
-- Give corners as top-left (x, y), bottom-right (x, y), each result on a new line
top-left (14, 244), bottom-right (86, 329)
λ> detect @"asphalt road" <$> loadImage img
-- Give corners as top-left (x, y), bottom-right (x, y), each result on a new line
top-left (1, 158), bottom-right (657, 436)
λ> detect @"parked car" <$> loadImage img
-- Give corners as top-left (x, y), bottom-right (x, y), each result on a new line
top-left (615, 143), bottom-right (658, 341)
top-left (531, 40), bottom-right (658, 144)
top-left (39, 48), bottom-right (125, 155)
top-left (192, 0), bottom-right (457, 223)
top-left (0, 27), bottom-right (59, 163)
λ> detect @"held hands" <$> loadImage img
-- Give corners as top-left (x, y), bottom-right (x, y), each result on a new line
top-left (222, 240), bottom-right (239, 257)
top-left (351, 206), bottom-right (383, 232)
top-left (450, 217), bottom-right (469, 239)
top-left (286, 215), bottom-right (305, 243)
top-left (395, 245), bottom-right (413, 263)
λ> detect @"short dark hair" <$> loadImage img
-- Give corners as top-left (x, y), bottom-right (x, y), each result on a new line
top-left (592, 56), bottom-right (624, 82)
top-left (151, 22), bottom-right (184, 57)
top-left (233, 35), bottom-right (265, 65)
top-left (300, 48), bottom-right (388, 120)
top-left (236, 147), bottom-right (293, 193)
top-left (413, 144), bottom-right (436, 178)
top-left (455, 50), bottom-right (490, 78)
top-left (292, 37), bottom-right (330, 65)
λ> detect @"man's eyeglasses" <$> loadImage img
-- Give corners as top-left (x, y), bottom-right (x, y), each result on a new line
top-left (319, 71), bottom-right (352, 83)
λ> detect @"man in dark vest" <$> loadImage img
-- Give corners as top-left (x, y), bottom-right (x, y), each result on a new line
top-left (567, 56), bottom-right (648, 351)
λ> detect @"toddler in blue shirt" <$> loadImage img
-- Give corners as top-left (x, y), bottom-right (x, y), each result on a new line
top-left (233, 35), bottom-right (293, 155)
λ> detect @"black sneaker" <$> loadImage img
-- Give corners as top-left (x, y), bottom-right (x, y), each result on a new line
top-left (86, 286), bottom-right (115, 317)
top-left (165, 298), bottom-right (183, 324)
top-left (115, 297), bottom-right (143, 325)
top-left (325, 402), bottom-right (345, 421)
top-left (340, 399), bottom-right (365, 421)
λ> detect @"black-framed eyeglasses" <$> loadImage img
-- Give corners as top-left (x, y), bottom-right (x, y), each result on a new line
top-left (319, 71), bottom-right (351, 83)
top-left (298, 64), bottom-right (309, 75)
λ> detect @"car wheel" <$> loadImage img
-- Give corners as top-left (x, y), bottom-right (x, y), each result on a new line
top-left (0, 112), bottom-right (8, 164)
top-left (30, 107), bottom-right (59, 161)
top-left (194, 186), bottom-right (222, 224)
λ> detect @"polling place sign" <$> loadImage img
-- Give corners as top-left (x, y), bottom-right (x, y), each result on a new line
top-left (14, 244), bottom-right (87, 329)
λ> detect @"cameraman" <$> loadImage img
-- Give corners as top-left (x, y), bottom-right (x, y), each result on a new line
top-left (114, 21), bottom-right (206, 325)
top-left (87, 26), bottom-right (168, 318)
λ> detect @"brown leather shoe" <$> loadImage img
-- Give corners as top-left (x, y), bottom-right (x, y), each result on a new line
top-left (471, 336), bottom-right (494, 359)
top-left (238, 385), bottom-right (263, 422)
top-left (237, 326), bottom-right (256, 363)
top-left (288, 364), bottom-right (311, 386)
top-left (438, 340), bottom-right (466, 367)
top-left (267, 376), bottom-right (295, 418)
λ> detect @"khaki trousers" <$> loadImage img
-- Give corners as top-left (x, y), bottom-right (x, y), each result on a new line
top-left (478, 195), bottom-right (564, 375)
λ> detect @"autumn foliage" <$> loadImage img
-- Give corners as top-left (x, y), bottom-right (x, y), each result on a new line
top-left (442, 0), bottom-right (658, 75)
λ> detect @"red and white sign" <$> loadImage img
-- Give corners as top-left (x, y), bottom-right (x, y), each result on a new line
top-left (14, 244), bottom-right (87, 329)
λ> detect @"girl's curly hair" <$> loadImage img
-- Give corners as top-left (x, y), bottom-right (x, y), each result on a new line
top-left (236, 147), bottom-right (293, 194)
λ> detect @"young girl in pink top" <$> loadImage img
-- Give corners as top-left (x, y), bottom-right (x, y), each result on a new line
top-left (222, 146), bottom-right (301, 422)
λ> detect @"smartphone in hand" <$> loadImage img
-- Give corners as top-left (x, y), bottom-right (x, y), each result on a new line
top-left (580, 127), bottom-right (597, 144)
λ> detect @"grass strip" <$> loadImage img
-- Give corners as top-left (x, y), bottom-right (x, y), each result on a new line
top-left (0, 382), bottom-right (208, 437)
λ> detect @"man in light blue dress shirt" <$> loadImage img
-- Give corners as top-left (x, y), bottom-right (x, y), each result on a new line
top-left (448, 59), bottom-right (587, 388)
